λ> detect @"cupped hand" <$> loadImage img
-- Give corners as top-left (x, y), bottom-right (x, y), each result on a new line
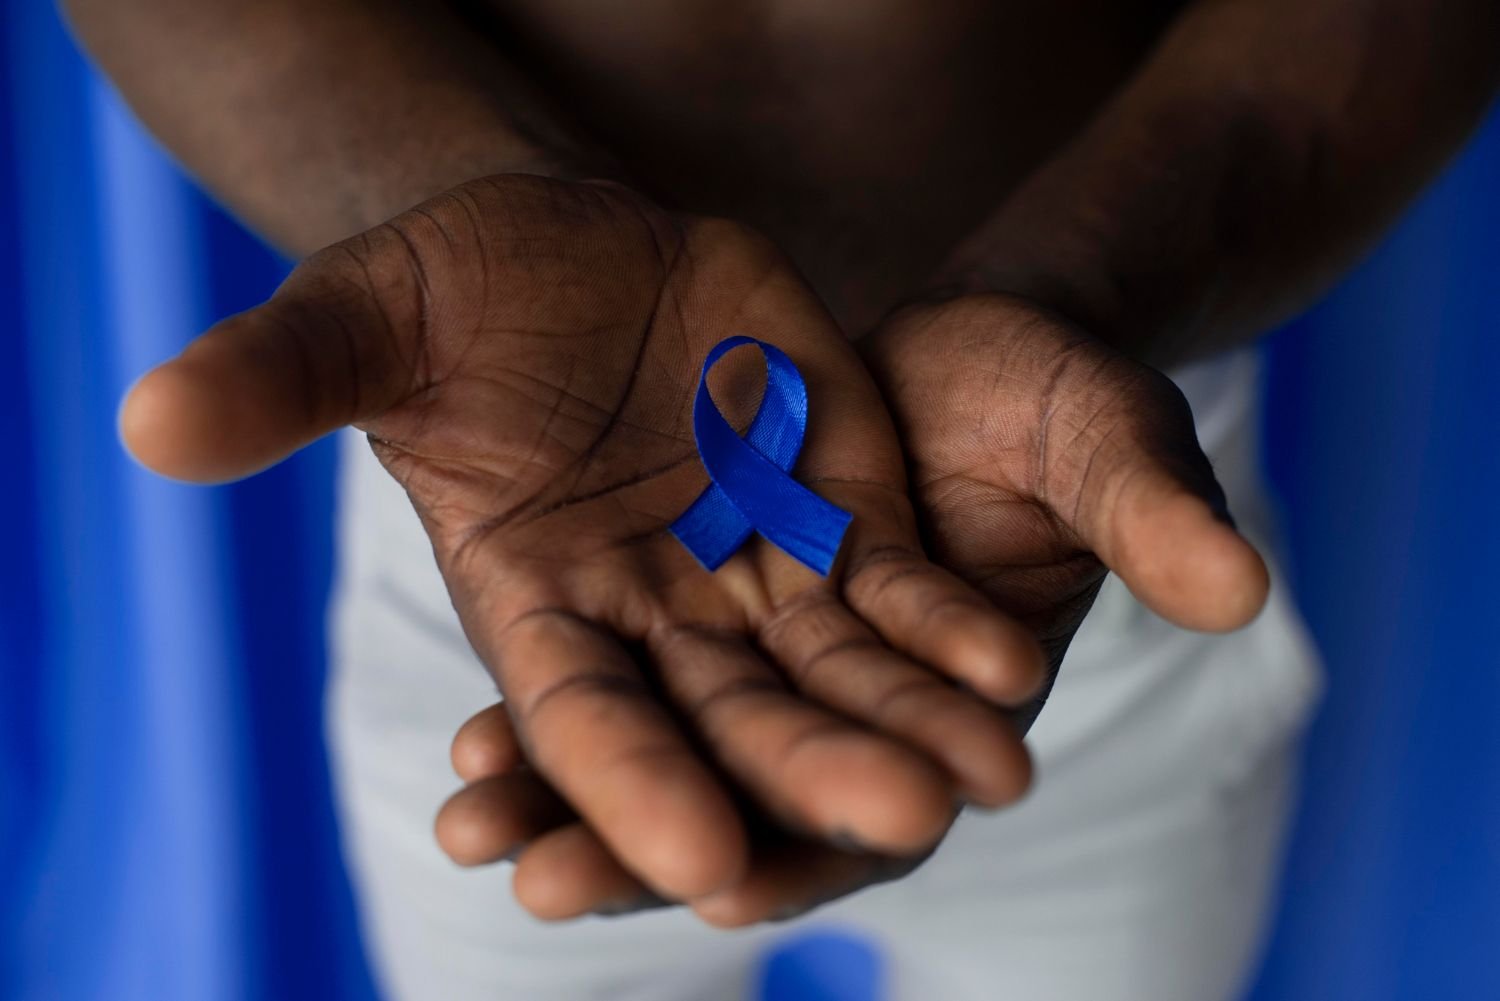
top-left (863, 293), bottom-right (1271, 732)
top-left (439, 701), bottom-right (931, 925)
top-left (120, 176), bottom-right (1046, 912)
top-left (445, 291), bottom-right (1274, 925)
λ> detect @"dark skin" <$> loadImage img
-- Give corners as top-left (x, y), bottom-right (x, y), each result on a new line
top-left (123, 175), bottom-right (1051, 903)
top-left (435, 292), bottom-right (1267, 925)
top-left (70, 0), bottom-right (1499, 926)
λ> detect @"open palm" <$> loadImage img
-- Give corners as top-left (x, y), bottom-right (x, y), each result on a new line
top-left (434, 291), bottom-right (1275, 926)
top-left (121, 175), bottom-right (1046, 911)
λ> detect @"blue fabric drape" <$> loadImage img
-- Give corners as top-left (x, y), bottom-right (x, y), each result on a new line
top-left (1247, 102), bottom-right (1500, 1001)
top-left (2, 4), bottom-right (371, 1000)
top-left (2, 2), bottom-right (1496, 998)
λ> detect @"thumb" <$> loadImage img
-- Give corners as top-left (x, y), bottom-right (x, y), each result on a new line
top-left (1053, 365), bottom-right (1270, 633)
top-left (119, 233), bottom-right (421, 484)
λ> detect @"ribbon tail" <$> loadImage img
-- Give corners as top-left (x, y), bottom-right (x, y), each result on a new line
top-left (669, 484), bottom-right (754, 571)
top-left (754, 494), bottom-right (852, 576)
top-left (696, 397), bottom-right (852, 576)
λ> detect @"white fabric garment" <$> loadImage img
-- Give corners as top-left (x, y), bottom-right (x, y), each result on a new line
top-left (326, 346), bottom-right (1323, 1001)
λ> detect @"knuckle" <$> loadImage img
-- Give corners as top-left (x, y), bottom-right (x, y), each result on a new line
top-left (843, 542), bottom-right (923, 589)
top-left (758, 588), bottom-right (842, 652)
top-left (686, 675), bottom-right (784, 723)
top-left (520, 670), bottom-right (650, 731)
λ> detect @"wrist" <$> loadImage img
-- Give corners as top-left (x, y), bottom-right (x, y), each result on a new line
top-left (863, 290), bottom-right (1096, 380)
top-left (914, 224), bottom-right (1123, 346)
top-left (910, 245), bottom-right (1195, 367)
top-left (268, 139), bottom-right (634, 259)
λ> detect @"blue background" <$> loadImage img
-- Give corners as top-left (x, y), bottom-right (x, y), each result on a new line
top-left (2, 1), bottom-right (1496, 998)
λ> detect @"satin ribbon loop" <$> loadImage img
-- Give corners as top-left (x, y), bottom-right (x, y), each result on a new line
top-left (670, 336), bottom-right (852, 575)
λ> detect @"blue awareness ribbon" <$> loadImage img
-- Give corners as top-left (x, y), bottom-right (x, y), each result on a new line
top-left (670, 336), bottom-right (852, 575)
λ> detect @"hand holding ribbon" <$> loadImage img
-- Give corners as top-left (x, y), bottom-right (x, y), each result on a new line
top-left (671, 336), bottom-right (852, 575)
top-left (120, 174), bottom-right (1045, 924)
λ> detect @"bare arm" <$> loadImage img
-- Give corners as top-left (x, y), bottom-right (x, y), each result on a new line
top-left (932, 0), bottom-right (1500, 365)
top-left (77, 0), bottom-right (1052, 926)
top-left (61, 0), bottom-right (613, 255)
top-left (858, 0), bottom-right (1500, 777)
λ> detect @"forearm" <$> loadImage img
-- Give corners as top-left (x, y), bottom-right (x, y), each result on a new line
top-left (936, 0), bottom-right (1500, 366)
top-left (62, 0), bottom-right (615, 256)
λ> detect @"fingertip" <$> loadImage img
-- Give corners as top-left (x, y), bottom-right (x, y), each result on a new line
top-left (854, 680), bottom-right (1034, 810)
top-left (953, 719), bottom-right (1034, 810)
top-left (942, 711), bottom-right (1038, 816)
top-left (953, 613), bottom-right (1049, 706)
top-left (513, 825), bottom-right (647, 921)
top-left (821, 741), bottom-right (955, 855)
top-left (433, 784), bottom-right (511, 867)
top-left (511, 854), bottom-right (575, 921)
top-left (118, 364), bottom-right (201, 481)
top-left (638, 804), bottom-right (750, 900)
top-left (690, 864), bottom-right (822, 929)
top-left (450, 704), bottom-right (522, 781)
top-left (117, 359), bottom-right (268, 484)
top-left (596, 756), bottom-right (751, 900)
top-left (1121, 493), bottom-right (1270, 633)
top-left (512, 845), bottom-right (592, 921)
top-left (1180, 524), bottom-right (1270, 632)
top-left (844, 556), bottom-right (1046, 707)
